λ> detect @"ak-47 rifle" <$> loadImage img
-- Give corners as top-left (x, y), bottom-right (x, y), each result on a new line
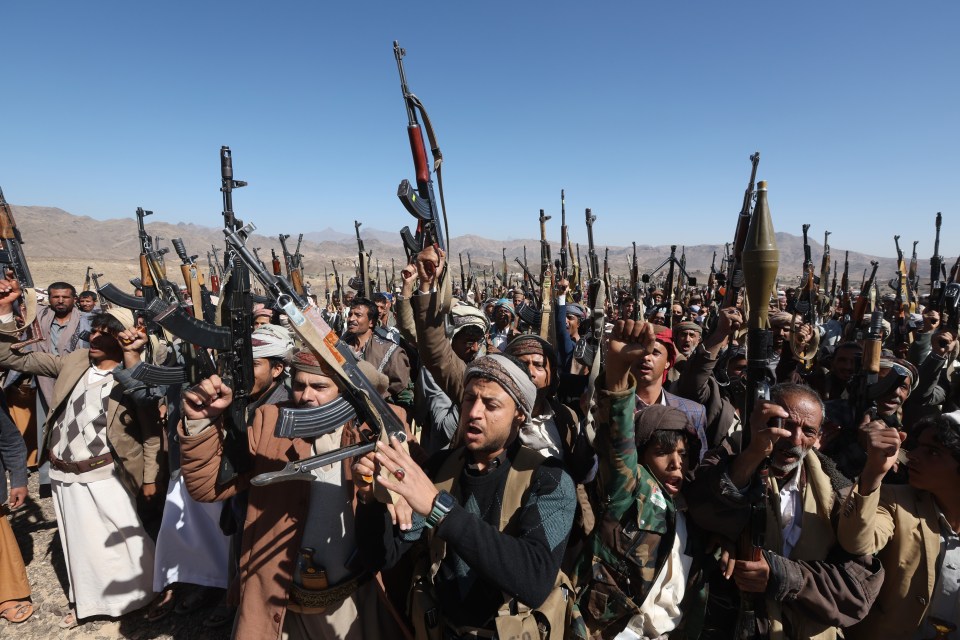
top-left (271, 248), bottom-right (283, 276)
top-left (603, 248), bottom-right (610, 287)
top-left (847, 261), bottom-right (879, 340)
top-left (630, 242), bottom-right (641, 320)
top-left (723, 152), bottom-right (760, 308)
top-left (278, 234), bottom-right (294, 277)
top-left (908, 240), bottom-right (919, 310)
top-left (172, 238), bottom-right (215, 323)
top-left (819, 231), bottom-right (831, 314)
top-left (573, 242), bottom-right (582, 300)
top-left (353, 221), bottom-right (371, 300)
top-left (0, 187), bottom-right (42, 348)
top-left (83, 266), bottom-right (92, 293)
top-left (840, 251), bottom-right (851, 318)
top-left (209, 246), bottom-right (222, 294)
top-left (892, 235), bottom-right (912, 345)
top-left (578, 207), bottom-right (607, 432)
top-left (375, 258), bottom-right (382, 293)
top-left (539, 209), bottom-right (555, 342)
top-left (502, 248), bottom-right (508, 291)
top-left (829, 260), bottom-right (838, 314)
top-left (331, 259), bottom-right (344, 304)
top-left (736, 179), bottom-right (780, 639)
top-left (707, 251), bottom-right (717, 302)
top-left (224, 222), bottom-right (409, 485)
top-left (290, 234), bottom-right (305, 297)
top-left (89, 271), bottom-right (108, 309)
top-left (214, 145), bottom-right (255, 484)
top-left (394, 41), bottom-right (447, 259)
top-left (559, 189), bottom-right (569, 283)
top-left (790, 224), bottom-right (820, 367)
top-left (390, 258), bottom-right (396, 292)
top-left (930, 213), bottom-right (945, 310)
top-left (459, 253), bottom-right (467, 292)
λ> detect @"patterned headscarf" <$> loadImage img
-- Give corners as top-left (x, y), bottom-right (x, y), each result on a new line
top-left (464, 354), bottom-right (537, 424)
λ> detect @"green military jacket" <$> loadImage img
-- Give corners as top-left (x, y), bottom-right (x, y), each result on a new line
top-left (573, 380), bottom-right (707, 639)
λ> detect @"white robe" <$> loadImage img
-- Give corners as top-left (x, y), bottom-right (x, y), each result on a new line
top-left (152, 470), bottom-right (230, 592)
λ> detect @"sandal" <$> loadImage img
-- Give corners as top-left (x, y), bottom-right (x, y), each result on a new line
top-left (0, 601), bottom-right (33, 624)
top-left (146, 587), bottom-right (177, 622)
top-left (58, 610), bottom-right (77, 629)
top-left (202, 604), bottom-right (236, 628)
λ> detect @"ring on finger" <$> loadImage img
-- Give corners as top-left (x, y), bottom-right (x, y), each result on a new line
top-left (393, 467), bottom-right (406, 482)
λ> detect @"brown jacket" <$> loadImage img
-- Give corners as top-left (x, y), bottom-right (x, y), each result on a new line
top-left (837, 483), bottom-right (942, 640)
top-left (179, 403), bottom-right (403, 640)
top-left (0, 323), bottom-right (162, 494)
top-left (687, 443), bottom-right (884, 640)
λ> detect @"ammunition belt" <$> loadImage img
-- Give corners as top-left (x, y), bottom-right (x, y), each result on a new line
top-left (287, 573), bottom-right (369, 615)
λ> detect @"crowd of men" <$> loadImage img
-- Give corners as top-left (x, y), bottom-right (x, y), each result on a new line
top-left (0, 240), bottom-right (958, 640)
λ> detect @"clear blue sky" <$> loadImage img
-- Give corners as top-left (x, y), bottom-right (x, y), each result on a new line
top-left (2, 1), bottom-right (957, 258)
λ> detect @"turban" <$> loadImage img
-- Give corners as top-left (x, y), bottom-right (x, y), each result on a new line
top-left (251, 324), bottom-right (294, 360)
top-left (464, 354), bottom-right (537, 424)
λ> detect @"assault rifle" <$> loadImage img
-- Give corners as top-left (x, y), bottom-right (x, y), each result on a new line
top-left (573, 243), bottom-right (583, 300)
top-left (579, 207), bottom-right (607, 438)
top-left (629, 243), bottom-right (641, 320)
top-left (908, 240), bottom-right (919, 309)
top-left (208, 248), bottom-right (222, 294)
top-left (354, 221), bottom-right (371, 299)
top-left (736, 179), bottom-right (779, 639)
top-left (819, 231), bottom-right (831, 314)
top-left (930, 213), bottom-right (945, 309)
top-left (223, 222), bottom-right (409, 485)
top-left (89, 271), bottom-right (108, 309)
top-left (172, 238), bottom-right (215, 323)
top-left (840, 251), bottom-right (851, 317)
top-left (707, 251), bottom-right (717, 302)
top-left (290, 234), bottom-right (305, 297)
top-left (331, 260), bottom-right (343, 305)
top-left (539, 209), bottom-right (555, 342)
top-left (394, 41), bottom-right (447, 258)
top-left (847, 261), bottom-right (879, 340)
top-left (790, 224), bottom-right (820, 367)
top-left (559, 189), bottom-right (569, 281)
top-left (271, 248), bottom-right (283, 276)
top-left (459, 253), bottom-right (467, 292)
top-left (83, 266), bottom-right (92, 294)
top-left (213, 145), bottom-right (255, 484)
top-left (723, 152), bottom-right (760, 308)
top-left (0, 187), bottom-right (42, 348)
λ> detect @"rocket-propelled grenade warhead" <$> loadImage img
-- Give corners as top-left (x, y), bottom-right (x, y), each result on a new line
top-left (741, 180), bottom-right (779, 331)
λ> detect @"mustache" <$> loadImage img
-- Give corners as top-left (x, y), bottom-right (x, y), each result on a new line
top-left (774, 443), bottom-right (806, 459)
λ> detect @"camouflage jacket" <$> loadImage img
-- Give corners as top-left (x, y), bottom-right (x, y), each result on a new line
top-left (573, 380), bottom-right (707, 639)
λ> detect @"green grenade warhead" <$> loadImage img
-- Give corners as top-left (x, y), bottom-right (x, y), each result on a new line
top-left (742, 180), bottom-right (779, 330)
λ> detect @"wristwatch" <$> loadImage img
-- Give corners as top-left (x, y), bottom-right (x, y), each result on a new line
top-left (425, 490), bottom-right (455, 529)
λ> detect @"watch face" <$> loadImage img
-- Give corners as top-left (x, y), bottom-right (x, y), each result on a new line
top-left (436, 490), bottom-right (456, 511)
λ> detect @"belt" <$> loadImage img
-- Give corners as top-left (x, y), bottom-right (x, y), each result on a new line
top-left (287, 573), bottom-right (369, 615)
top-left (48, 451), bottom-right (114, 475)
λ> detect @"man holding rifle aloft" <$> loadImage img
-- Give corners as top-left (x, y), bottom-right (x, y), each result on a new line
top-left (178, 349), bottom-right (405, 640)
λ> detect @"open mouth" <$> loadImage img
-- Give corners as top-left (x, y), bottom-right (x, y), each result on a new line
top-left (663, 476), bottom-right (683, 493)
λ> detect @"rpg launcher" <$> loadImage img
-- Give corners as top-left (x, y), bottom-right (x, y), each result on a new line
top-left (394, 40), bottom-right (447, 258)
top-left (736, 179), bottom-right (779, 639)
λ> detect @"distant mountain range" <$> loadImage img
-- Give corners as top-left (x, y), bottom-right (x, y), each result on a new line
top-left (11, 204), bottom-right (940, 294)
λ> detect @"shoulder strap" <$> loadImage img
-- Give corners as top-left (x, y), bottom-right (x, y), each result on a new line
top-left (499, 446), bottom-right (544, 533)
top-left (377, 341), bottom-right (400, 373)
